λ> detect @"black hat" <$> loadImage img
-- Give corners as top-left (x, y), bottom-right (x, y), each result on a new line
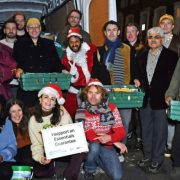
top-left (103, 20), bottom-right (121, 30)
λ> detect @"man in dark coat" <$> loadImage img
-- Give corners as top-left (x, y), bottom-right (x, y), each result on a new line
top-left (14, 18), bottom-right (66, 108)
top-left (56, 9), bottom-right (91, 47)
top-left (137, 27), bottom-right (178, 173)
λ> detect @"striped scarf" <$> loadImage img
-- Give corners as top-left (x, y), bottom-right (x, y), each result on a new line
top-left (75, 101), bottom-right (115, 128)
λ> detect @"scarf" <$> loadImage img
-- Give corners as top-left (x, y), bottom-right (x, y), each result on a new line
top-left (75, 101), bottom-right (115, 128)
top-left (103, 37), bottom-right (122, 71)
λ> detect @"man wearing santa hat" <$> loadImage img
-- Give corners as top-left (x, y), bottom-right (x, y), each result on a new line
top-left (62, 27), bottom-right (97, 120)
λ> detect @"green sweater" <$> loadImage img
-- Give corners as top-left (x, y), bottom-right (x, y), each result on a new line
top-left (165, 58), bottom-right (180, 100)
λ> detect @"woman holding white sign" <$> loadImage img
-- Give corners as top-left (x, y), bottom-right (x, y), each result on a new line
top-left (29, 84), bottom-right (87, 179)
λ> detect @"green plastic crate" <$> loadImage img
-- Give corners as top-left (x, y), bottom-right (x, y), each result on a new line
top-left (104, 85), bottom-right (145, 108)
top-left (167, 100), bottom-right (180, 121)
top-left (20, 73), bottom-right (71, 91)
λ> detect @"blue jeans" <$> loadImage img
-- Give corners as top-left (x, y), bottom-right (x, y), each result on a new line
top-left (84, 142), bottom-right (122, 180)
top-left (167, 120), bottom-right (175, 149)
top-left (119, 109), bottom-right (132, 144)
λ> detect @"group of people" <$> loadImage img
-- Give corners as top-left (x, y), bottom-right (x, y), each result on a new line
top-left (0, 8), bottom-right (180, 180)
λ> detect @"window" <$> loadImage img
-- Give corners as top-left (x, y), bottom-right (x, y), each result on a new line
top-left (174, 2), bottom-right (180, 36)
top-left (140, 8), bottom-right (150, 31)
top-left (131, 0), bottom-right (138, 5)
top-left (153, 6), bottom-right (166, 26)
top-left (121, 0), bottom-right (128, 8)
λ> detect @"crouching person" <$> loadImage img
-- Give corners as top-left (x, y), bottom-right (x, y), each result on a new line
top-left (29, 84), bottom-right (86, 179)
top-left (75, 78), bottom-right (126, 180)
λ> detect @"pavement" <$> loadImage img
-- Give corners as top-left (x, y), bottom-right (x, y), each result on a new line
top-left (32, 139), bottom-right (173, 180)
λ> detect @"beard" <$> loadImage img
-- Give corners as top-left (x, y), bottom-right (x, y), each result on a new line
top-left (6, 33), bottom-right (16, 39)
top-left (17, 26), bottom-right (25, 31)
top-left (69, 43), bottom-right (82, 52)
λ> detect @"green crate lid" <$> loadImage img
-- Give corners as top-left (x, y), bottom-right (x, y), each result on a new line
top-left (20, 73), bottom-right (71, 91)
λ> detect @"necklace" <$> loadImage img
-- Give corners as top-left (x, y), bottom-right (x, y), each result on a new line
top-left (164, 34), bottom-right (173, 43)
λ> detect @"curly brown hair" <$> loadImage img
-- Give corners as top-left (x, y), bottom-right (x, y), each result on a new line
top-left (80, 85), bottom-right (109, 103)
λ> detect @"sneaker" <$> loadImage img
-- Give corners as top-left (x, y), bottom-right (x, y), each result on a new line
top-left (170, 167), bottom-right (180, 180)
top-left (134, 138), bottom-right (142, 150)
top-left (165, 147), bottom-right (171, 157)
top-left (148, 163), bottom-right (163, 173)
top-left (137, 158), bottom-right (152, 167)
top-left (118, 154), bottom-right (125, 162)
top-left (127, 132), bottom-right (133, 142)
top-left (84, 172), bottom-right (94, 180)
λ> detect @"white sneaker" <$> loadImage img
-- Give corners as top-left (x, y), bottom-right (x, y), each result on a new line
top-left (118, 154), bottom-right (124, 162)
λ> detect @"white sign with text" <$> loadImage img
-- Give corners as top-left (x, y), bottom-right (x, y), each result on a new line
top-left (41, 122), bottom-right (88, 159)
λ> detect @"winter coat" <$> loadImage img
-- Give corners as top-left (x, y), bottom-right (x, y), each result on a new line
top-left (0, 43), bottom-right (17, 99)
top-left (13, 36), bottom-right (66, 107)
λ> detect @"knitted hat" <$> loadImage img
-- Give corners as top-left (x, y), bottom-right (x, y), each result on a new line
top-left (38, 84), bottom-right (65, 105)
top-left (27, 18), bottom-right (41, 27)
top-left (159, 14), bottom-right (174, 25)
top-left (88, 78), bottom-right (103, 87)
top-left (67, 27), bottom-right (82, 39)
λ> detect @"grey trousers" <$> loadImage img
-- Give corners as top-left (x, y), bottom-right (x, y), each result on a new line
top-left (140, 102), bottom-right (167, 164)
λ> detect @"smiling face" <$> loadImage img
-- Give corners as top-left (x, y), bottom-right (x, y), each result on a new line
top-left (104, 24), bottom-right (120, 42)
top-left (39, 94), bottom-right (56, 112)
top-left (9, 104), bottom-right (23, 124)
top-left (148, 33), bottom-right (163, 50)
top-left (68, 36), bottom-right (81, 52)
top-left (26, 23), bottom-right (41, 40)
top-left (68, 11), bottom-right (81, 27)
top-left (87, 86), bottom-right (102, 106)
top-left (126, 25), bottom-right (139, 45)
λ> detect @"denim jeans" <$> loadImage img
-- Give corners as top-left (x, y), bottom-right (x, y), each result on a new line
top-left (84, 142), bottom-right (122, 180)
top-left (167, 119), bottom-right (175, 149)
top-left (119, 109), bottom-right (132, 144)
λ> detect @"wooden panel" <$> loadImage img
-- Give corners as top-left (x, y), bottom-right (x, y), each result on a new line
top-left (45, 1), bottom-right (74, 34)
top-left (89, 0), bottom-right (108, 46)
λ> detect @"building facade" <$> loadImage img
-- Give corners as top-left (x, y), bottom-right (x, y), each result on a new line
top-left (116, 0), bottom-right (180, 42)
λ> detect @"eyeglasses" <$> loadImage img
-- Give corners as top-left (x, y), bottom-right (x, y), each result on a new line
top-left (69, 16), bottom-right (80, 21)
top-left (28, 25), bottom-right (40, 30)
top-left (148, 35), bottom-right (161, 40)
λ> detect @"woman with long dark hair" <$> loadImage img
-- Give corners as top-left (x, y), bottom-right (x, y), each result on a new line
top-left (29, 84), bottom-right (86, 179)
top-left (0, 94), bottom-right (17, 180)
top-left (6, 98), bottom-right (33, 166)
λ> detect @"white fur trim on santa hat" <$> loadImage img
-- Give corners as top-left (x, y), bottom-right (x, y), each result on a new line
top-left (67, 33), bottom-right (82, 39)
top-left (88, 81), bottom-right (103, 87)
top-left (38, 87), bottom-right (65, 105)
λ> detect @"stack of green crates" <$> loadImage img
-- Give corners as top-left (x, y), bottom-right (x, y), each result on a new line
top-left (104, 85), bottom-right (145, 108)
top-left (167, 100), bottom-right (180, 121)
top-left (20, 73), bottom-right (71, 91)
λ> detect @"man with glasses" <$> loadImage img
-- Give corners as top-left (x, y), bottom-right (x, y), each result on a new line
top-left (12, 12), bottom-right (29, 41)
top-left (159, 14), bottom-right (180, 158)
top-left (57, 9), bottom-right (91, 47)
top-left (13, 18), bottom-right (66, 108)
top-left (137, 27), bottom-right (178, 173)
